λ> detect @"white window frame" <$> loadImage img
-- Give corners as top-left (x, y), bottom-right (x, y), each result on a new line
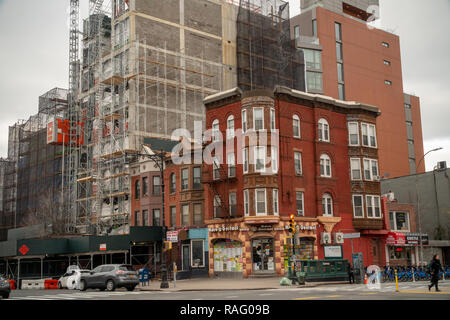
top-left (226, 115), bottom-right (235, 140)
top-left (227, 152), bottom-right (236, 177)
top-left (254, 146), bottom-right (266, 173)
top-left (243, 148), bottom-right (249, 174)
top-left (182, 204), bottom-right (190, 225)
top-left (390, 211), bottom-right (410, 232)
top-left (255, 189), bottom-right (267, 216)
top-left (322, 193), bottom-right (333, 216)
top-left (350, 158), bottom-right (362, 181)
top-left (366, 195), bottom-right (381, 218)
top-left (296, 191), bottom-right (304, 216)
top-left (213, 157), bottom-right (221, 180)
top-left (352, 194), bottom-right (364, 218)
top-left (294, 151), bottom-right (302, 175)
top-left (293, 115), bottom-right (301, 138)
top-left (348, 122), bottom-right (359, 146)
top-left (244, 189), bottom-right (249, 216)
top-left (320, 154), bottom-right (332, 178)
top-left (363, 158), bottom-right (379, 181)
top-left (242, 110), bottom-right (247, 133)
top-left (273, 189), bottom-right (279, 216)
top-left (253, 107), bottom-right (264, 131)
top-left (229, 192), bottom-right (237, 216)
top-left (190, 239), bottom-right (205, 268)
top-left (270, 108), bottom-right (276, 130)
top-left (212, 119), bottom-right (220, 142)
top-left (318, 118), bottom-right (330, 142)
top-left (361, 123), bottom-right (377, 148)
top-left (270, 146), bottom-right (278, 174)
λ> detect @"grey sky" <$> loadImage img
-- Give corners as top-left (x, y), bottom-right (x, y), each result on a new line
top-left (0, 0), bottom-right (449, 171)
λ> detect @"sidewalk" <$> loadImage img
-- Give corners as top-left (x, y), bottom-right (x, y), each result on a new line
top-left (137, 277), bottom-right (349, 292)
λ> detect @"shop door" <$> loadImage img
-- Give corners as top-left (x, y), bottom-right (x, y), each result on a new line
top-left (252, 238), bottom-right (274, 273)
top-left (182, 244), bottom-right (190, 271)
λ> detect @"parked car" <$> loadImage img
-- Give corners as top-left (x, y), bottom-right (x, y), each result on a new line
top-left (58, 269), bottom-right (91, 289)
top-left (79, 264), bottom-right (138, 292)
top-left (0, 275), bottom-right (11, 299)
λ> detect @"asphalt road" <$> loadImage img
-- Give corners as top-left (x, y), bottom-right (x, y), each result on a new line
top-left (4, 281), bottom-right (450, 300)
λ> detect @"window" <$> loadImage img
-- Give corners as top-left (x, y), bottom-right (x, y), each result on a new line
top-left (134, 180), bottom-right (140, 199)
top-left (229, 192), bottom-right (237, 216)
top-left (352, 195), bottom-right (364, 218)
top-left (338, 83), bottom-right (345, 100)
top-left (213, 157), bottom-right (221, 180)
top-left (212, 119), bottom-right (220, 142)
top-left (255, 189), bottom-right (267, 216)
top-left (170, 173), bottom-right (176, 194)
top-left (312, 19), bottom-right (317, 36)
top-left (227, 115), bottom-right (235, 139)
top-left (253, 108), bottom-right (264, 130)
top-left (170, 206), bottom-right (176, 227)
top-left (143, 210), bottom-right (149, 226)
top-left (193, 167), bottom-right (202, 189)
top-left (214, 195), bottom-right (221, 218)
top-left (361, 123), bottom-right (377, 148)
top-left (294, 152), bottom-right (302, 175)
top-left (134, 210), bottom-right (140, 226)
top-left (382, 42), bottom-right (390, 48)
top-left (296, 191), bottom-right (304, 216)
top-left (320, 154), bottom-right (332, 177)
top-left (193, 203), bottom-right (203, 225)
top-left (191, 239), bottom-right (204, 268)
top-left (244, 190), bottom-right (249, 216)
top-left (350, 158), bottom-right (362, 180)
top-left (336, 42), bottom-right (343, 61)
top-left (182, 204), bottom-right (189, 225)
top-left (270, 146), bottom-right (278, 174)
top-left (384, 60), bottom-right (391, 66)
top-left (390, 211), bottom-right (410, 231)
top-left (337, 62), bottom-right (344, 82)
top-left (318, 118), bottom-right (330, 142)
top-left (181, 168), bottom-right (189, 190)
top-left (142, 177), bottom-right (148, 195)
top-left (335, 22), bottom-right (342, 41)
top-left (306, 71), bottom-right (323, 91)
top-left (254, 146), bottom-right (266, 173)
top-left (363, 158), bottom-right (379, 181)
top-left (227, 153), bottom-right (236, 177)
top-left (304, 49), bottom-right (322, 70)
top-left (322, 193), bottom-right (333, 216)
top-left (270, 108), bottom-right (276, 130)
top-left (243, 148), bottom-right (249, 174)
top-left (273, 189), bottom-right (279, 216)
top-left (385, 80), bottom-right (392, 85)
top-left (153, 209), bottom-right (161, 226)
top-left (294, 25), bottom-right (300, 38)
top-left (152, 176), bottom-right (161, 195)
top-left (293, 115), bottom-right (301, 138)
top-left (242, 110), bottom-right (247, 133)
top-left (348, 122), bottom-right (359, 145)
top-left (366, 195), bottom-right (381, 218)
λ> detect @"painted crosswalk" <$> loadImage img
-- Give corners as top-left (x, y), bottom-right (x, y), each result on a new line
top-left (8, 290), bottom-right (149, 301)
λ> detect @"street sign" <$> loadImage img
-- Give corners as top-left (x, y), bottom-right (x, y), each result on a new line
top-left (166, 231), bottom-right (178, 242)
top-left (343, 233), bottom-right (360, 239)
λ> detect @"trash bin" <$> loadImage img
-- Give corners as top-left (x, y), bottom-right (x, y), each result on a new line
top-left (296, 272), bottom-right (306, 285)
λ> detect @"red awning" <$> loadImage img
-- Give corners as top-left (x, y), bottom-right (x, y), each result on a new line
top-left (386, 232), bottom-right (406, 246)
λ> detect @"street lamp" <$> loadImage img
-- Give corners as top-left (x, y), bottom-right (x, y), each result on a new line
top-left (415, 147), bottom-right (443, 266)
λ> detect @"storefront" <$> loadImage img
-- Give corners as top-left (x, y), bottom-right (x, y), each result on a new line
top-left (207, 217), bottom-right (318, 278)
top-left (385, 232), bottom-right (429, 267)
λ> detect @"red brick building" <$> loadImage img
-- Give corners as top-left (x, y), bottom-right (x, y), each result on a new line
top-left (203, 87), bottom-right (389, 277)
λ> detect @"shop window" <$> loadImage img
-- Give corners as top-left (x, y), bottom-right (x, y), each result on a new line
top-left (191, 240), bottom-right (205, 268)
top-left (213, 241), bottom-right (243, 272)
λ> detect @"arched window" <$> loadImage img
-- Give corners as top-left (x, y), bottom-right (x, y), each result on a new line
top-left (227, 115), bottom-right (235, 139)
top-left (212, 119), bottom-right (220, 142)
top-left (320, 154), bottom-right (332, 177)
top-left (293, 115), bottom-right (300, 138)
top-left (318, 118), bottom-right (330, 142)
top-left (322, 193), bottom-right (333, 216)
top-left (170, 173), bottom-right (176, 194)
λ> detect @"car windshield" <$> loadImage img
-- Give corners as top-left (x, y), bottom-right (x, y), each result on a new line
top-left (119, 265), bottom-right (134, 272)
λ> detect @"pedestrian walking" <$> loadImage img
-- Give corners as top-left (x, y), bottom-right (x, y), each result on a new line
top-left (347, 261), bottom-right (354, 284)
top-left (428, 254), bottom-right (443, 292)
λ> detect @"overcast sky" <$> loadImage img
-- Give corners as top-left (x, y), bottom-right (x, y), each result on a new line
top-left (0, 0), bottom-right (449, 171)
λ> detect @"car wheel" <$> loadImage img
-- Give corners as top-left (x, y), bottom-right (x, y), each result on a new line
top-left (79, 280), bottom-right (87, 291)
top-left (126, 286), bottom-right (136, 291)
top-left (106, 280), bottom-right (115, 292)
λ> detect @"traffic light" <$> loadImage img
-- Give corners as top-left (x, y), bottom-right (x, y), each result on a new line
top-left (288, 214), bottom-right (296, 234)
top-left (163, 241), bottom-right (172, 251)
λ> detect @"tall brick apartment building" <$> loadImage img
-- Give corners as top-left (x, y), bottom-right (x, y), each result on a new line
top-left (202, 87), bottom-right (388, 277)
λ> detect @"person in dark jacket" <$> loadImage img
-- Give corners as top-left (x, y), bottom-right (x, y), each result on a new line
top-left (428, 254), bottom-right (443, 292)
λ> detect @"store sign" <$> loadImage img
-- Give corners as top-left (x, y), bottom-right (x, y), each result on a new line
top-left (290, 224), bottom-right (317, 231)
top-left (100, 244), bottom-right (107, 251)
top-left (405, 233), bottom-right (429, 245)
top-left (166, 231), bottom-right (178, 243)
top-left (209, 224), bottom-right (316, 233)
top-left (324, 245), bottom-right (343, 259)
top-left (386, 232), bottom-right (406, 246)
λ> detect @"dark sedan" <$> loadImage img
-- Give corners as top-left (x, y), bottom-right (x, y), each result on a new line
top-left (79, 264), bottom-right (139, 292)
top-left (0, 275), bottom-right (11, 299)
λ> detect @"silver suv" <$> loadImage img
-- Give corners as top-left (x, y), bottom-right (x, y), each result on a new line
top-left (79, 264), bottom-right (139, 292)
